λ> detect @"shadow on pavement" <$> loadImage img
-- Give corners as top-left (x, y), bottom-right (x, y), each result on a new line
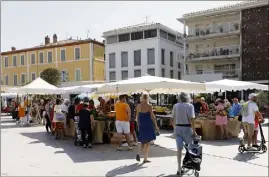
top-left (105, 163), bottom-right (145, 177)
top-left (20, 131), bottom-right (176, 163)
top-left (233, 152), bottom-right (261, 162)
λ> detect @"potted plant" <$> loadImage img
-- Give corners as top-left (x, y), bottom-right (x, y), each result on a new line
top-left (218, 25), bottom-right (223, 33)
top-left (234, 23), bottom-right (239, 30)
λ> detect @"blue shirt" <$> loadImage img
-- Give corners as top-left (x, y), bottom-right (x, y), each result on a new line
top-left (232, 103), bottom-right (242, 116)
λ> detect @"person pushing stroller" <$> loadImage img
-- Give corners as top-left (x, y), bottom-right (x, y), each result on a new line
top-left (78, 99), bottom-right (95, 148)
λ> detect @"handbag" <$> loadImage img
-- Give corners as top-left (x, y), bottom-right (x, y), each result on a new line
top-left (55, 113), bottom-right (65, 121)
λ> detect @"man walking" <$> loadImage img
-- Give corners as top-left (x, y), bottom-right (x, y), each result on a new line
top-left (115, 95), bottom-right (133, 151)
top-left (171, 92), bottom-right (197, 176)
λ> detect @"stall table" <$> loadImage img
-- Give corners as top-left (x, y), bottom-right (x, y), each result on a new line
top-left (156, 114), bottom-right (173, 129)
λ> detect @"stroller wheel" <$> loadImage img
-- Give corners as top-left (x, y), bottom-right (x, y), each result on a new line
top-left (194, 171), bottom-right (199, 177)
top-left (238, 146), bottom-right (245, 153)
top-left (261, 145), bottom-right (267, 153)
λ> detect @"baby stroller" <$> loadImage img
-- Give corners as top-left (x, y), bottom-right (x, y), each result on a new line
top-left (181, 136), bottom-right (202, 177)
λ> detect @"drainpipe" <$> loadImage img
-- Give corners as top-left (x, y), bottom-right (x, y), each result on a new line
top-left (90, 42), bottom-right (94, 82)
top-left (183, 20), bottom-right (186, 76)
top-left (239, 10), bottom-right (243, 99)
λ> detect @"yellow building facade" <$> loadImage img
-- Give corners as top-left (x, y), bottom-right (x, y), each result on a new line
top-left (1, 35), bottom-right (105, 86)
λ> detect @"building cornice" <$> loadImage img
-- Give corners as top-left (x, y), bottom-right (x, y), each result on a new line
top-left (177, 0), bottom-right (268, 23)
top-left (103, 23), bottom-right (182, 37)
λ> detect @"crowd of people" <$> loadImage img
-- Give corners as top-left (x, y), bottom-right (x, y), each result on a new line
top-left (4, 91), bottom-right (265, 175)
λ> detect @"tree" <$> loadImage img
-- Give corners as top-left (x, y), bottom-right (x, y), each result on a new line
top-left (40, 68), bottom-right (62, 86)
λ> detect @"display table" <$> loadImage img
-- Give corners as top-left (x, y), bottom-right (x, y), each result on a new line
top-left (64, 118), bottom-right (115, 144)
top-left (194, 119), bottom-right (241, 140)
top-left (156, 114), bottom-right (173, 129)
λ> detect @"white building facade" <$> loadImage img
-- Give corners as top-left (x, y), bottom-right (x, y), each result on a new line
top-left (103, 23), bottom-right (184, 82)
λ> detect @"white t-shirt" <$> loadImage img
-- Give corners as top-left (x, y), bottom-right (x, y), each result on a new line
top-left (242, 101), bottom-right (259, 124)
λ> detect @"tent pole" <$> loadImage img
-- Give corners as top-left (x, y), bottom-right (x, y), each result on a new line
top-left (225, 91), bottom-right (227, 99)
top-left (241, 90), bottom-right (244, 101)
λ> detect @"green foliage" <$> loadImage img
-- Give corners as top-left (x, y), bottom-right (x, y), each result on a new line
top-left (256, 91), bottom-right (269, 111)
top-left (40, 68), bottom-right (62, 86)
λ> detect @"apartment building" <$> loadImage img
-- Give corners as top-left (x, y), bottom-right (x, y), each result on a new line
top-left (1, 34), bottom-right (105, 86)
top-left (103, 23), bottom-right (184, 82)
top-left (177, 0), bottom-right (269, 83)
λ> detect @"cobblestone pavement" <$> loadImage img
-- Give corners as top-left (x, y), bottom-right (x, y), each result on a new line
top-left (1, 115), bottom-right (268, 176)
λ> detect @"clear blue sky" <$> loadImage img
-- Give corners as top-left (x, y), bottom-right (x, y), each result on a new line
top-left (1, 1), bottom-right (241, 52)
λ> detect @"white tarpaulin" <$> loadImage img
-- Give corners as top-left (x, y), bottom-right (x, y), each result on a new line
top-left (205, 79), bottom-right (269, 92)
top-left (97, 75), bottom-right (206, 94)
top-left (8, 77), bottom-right (65, 94)
top-left (62, 84), bottom-right (105, 94)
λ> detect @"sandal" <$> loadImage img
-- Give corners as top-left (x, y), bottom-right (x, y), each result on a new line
top-left (136, 154), bottom-right (140, 162)
top-left (143, 160), bottom-right (151, 163)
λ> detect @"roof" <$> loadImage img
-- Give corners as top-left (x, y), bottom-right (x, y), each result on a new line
top-left (103, 22), bottom-right (182, 37)
top-left (1, 38), bottom-right (104, 55)
top-left (177, 0), bottom-right (268, 22)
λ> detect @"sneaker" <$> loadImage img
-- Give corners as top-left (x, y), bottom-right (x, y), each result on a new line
top-left (252, 144), bottom-right (259, 148)
top-left (117, 146), bottom-right (123, 151)
top-left (247, 146), bottom-right (253, 150)
top-left (88, 143), bottom-right (93, 148)
top-left (83, 144), bottom-right (87, 148)
top-left (128, 146), bottom-right (133, 150)
top-left (132, 142), bottom-right (138, 146)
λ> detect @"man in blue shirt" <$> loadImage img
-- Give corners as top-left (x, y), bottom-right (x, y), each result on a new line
top-left (232, 98), bottom-right (242, 117)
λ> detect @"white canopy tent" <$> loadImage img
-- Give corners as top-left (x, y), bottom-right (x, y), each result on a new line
top-left (8, 77), bottom-right (65, 95)
top-left (97, 75), bottom-right (206, 94)
top-left (205, 79), bottom-right (269, 92)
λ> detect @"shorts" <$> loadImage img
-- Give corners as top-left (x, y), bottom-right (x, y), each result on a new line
top-left (130, 121), bottom-right (136, 132)
top-left (174, 126), bottom-right (193, 149)
top-left (243, 122), bottom-right (255, 136)
top-left (116, 120), bottom-right (130, 134)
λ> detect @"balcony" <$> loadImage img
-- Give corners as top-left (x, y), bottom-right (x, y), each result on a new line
top-left (186, 45), bottom-right (240, 62)
top-left (186, 21), bottom-right (240, 40)
top-left (182, 69), bottom-right (240, 82)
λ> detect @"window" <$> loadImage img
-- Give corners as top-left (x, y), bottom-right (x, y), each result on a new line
top-left (118, 33), bottom-right (130, 42)
top-left (75, 47), bottom-right (80, 60)
top-left (107, 35), bottom-right (117, 44)
top-left (170, 51), bottom-right (174, 67)
top-left (147, 68), bottom-right (155, 76)
top-left (134, 70), bottom-right (141, 77)
top-left (134, 50), bottom-right (141, 66)
top-left (31, 53), bottom-right (35, 64)
top-left (162, 68), bottom-right (165, 77)
top-left (109, 53), bottom-right (116, 68)
top-left (39, 52), bottom-right (44, 64)
top-left (131, 31), bottom-right (143, 40)
top-left (170, 70), bottom-right (174, 78)
top-left (109, 71), bottom-right (116, 82)
top-left (75, 69), bottom-right (81, 81)
top-left (147, 48), bottom-right (155, 65)
top-left (20, 55), bottom-right (25, 66)
top-left (144, 29), bottom-right (157, 38)
top-left (61, 71), bottom-right (68, 82)
top-left (21, 74), bottom-right (26, 84)
top-left (196, 65), bottom-right (203, 74)
top-left (178, 71), bottom-right (181, 80)
top-left (161, 49), bottom-right (165, 65)
top-left (160, 30), bottom-right (167, 39)
top-left (121, 70), bottom-right (128, 80)
top-left (4, 57), bottom-right (8, 67)
top-left (60, 49), bottom-right (66, 61)
top-left (13, 74), bottom-right (18, 86)
top-left (5, 75), bottom-right (8, 85)
top-left (168, 33), bottom-right (176, 42)
top-left (121, 52), bottom-right (128, 67)
top-left (178, 63), bottom-right (181, 69)
top-left (31, 73), bottom-right (36, 81)
top-left (48, 51), bottom-right (52, 63)
top-left (12, 56), bottom-right (17, 66)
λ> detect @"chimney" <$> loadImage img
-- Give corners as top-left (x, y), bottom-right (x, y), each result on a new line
top-left (53, 34), bottom-right (57, 43)
top-left (45, 35), bottom-right (50, 45)
top-left (11, 46), bottom-right (16, 51)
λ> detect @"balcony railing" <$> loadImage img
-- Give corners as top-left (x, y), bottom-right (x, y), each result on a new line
top-left (186, 69), bottom-right (240, 79)
top-left (186, 45), bottom-right (240, 60)
top-left (187, 21), bottom-right (240, 38)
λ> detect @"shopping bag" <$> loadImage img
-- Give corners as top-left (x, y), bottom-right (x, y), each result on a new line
top-left (55, 113), bottom-right (65, 121)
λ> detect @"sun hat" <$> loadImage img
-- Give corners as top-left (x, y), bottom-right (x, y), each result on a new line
top-left (248, 93), bottom-right (258, 100)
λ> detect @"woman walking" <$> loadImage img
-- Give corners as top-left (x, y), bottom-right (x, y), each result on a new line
top-left (44, 99), bottom-right (52, 133)
top-left (136, 93), bottom-right (159, 163)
